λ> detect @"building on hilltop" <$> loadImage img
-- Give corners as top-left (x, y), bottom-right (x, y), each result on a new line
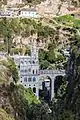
top-left (0, 7), bottom-right (41, 18)
top-left (18, 8), bottom-right (41, 18)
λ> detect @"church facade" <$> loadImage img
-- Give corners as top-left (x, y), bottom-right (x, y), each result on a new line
top-left (11, 36), bottom-right (65, 100)
top-left (11, 36), bottom-right (40, 98)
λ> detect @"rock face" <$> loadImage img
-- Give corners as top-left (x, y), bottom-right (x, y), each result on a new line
top-left (36, 0), bottom-right (80, 17)
top-left (0, 57), bottom-right (13, 85)
top-left (7, 0), bottom-right (23, 5)
top-left (0, 56), bottom-right (39, 120)
top-left (51, 35), bottom-right (80, 119)
top-left (0, 57), bottom-right (15, 120)
top-left (0, 108), bottom-right (14, 120)
top-left (36, 0), bottom-right (60, 16)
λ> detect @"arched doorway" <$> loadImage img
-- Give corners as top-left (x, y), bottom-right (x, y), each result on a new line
top-left (33, 87), bottom-right (36, 93)
top-left (39, 76), bottom-right (52, 103)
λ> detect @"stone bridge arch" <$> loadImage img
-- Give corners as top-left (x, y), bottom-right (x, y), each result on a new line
top-left (39, 70), bottom-right (65, 101)
top-left (51, 73), bottom-right (65, 100)
top-left (53, 75), bottom-right (65, 98)
top-left (39, 74), bottom-right (53, 102)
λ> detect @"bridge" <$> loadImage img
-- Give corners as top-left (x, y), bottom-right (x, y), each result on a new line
top-left (39, 69), bottom-right (65, 100)
top-left (40, 69), bottom-right (65, 75)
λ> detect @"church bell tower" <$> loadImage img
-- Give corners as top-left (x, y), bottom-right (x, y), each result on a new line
top-left (31, 33), bottom-right (38, 59)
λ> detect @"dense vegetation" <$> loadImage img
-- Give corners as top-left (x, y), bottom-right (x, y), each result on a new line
top-left (0, 57), bottom-right (19, 83)
top-left (0, 33), bottom-right (80, 120)
top-left (0, 82), bottom-right (41, 120)
top-left (47, 14), bottom-right (80, 120)
top-left (0, 57), bottom-right (44, 120)
top-left (0, 18), bottom-right (55, 52)
top-left (49, 29), bottom-right (80, 120)
top-left (0, 14), bottom-right (80, 120)
top-left (54, 14), bottom-right (80, 27)
top-left (0, 18), bottom-right (66, 69)
top-left (39, 44), bottom-right (65, 69)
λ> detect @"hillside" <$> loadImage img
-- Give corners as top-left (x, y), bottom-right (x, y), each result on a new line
top-left (50, 29), bottom-right (80, 120)
top-left (0, 6), bottom-right (80, 120)
top-left (0, 56), bottom-right (40, 120)
top-left (0, 14), bottom-right (80, 69)
top-left (0, 108), bottom-right (14, 120)
top-left (0, 17), bottom-right (68, 69)
top-left (41, 13), bottom-right (80, 120)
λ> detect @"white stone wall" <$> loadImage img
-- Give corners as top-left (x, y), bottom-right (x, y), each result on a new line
top-left (19, 11), bottom-right (38, 18)
top-left (11, 55), bottom-right (40, 99)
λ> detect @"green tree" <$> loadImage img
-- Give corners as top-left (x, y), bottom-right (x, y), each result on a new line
top-left (40, 60), bottom-right (50, 69)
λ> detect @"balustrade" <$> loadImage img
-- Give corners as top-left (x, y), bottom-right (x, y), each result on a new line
top-left (40, 69), bottom-right (65, 75)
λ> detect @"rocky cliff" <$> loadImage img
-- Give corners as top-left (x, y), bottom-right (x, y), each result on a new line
top-left (36, 0), bottom-right (80, 17)
top-left (50, 29), bottom-right (80, 120)
top-left (0, 56), bottom-right (40, 120)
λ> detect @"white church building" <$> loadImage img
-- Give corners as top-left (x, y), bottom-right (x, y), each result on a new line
top-left (19, 8), bottom-right (41, 18)
top-left (11, 36), bottom-right (40, 98)
top-left (11, 35), bottom-right (65, 100)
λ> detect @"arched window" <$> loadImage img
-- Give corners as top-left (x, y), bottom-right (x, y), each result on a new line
top-left (18, 65), bottom-right (20, 69)
top-left (25, 61), bottom-right (27, 64)
top-left (33, 77), bottom-right (36, 82)
top-left (36, 70), bottom-right (37, 74)
top-left (21, 70), bottom-right (24, 72)
top-left (33, 87), bottom-right (36, 93)
top-left (29, 61), bottom-right (31, 64)
top-left (21, 61), bottom-right (24, 64)
top-left (25, 69), bottom-right (27, 72)
top-left (33, 70), bottom-right (34, 74)
top-left (28, 77), bottom-right (31, 82)
top-left (33, 61), bottom-right (35, 64)
top-left (19, 10), bottom-right (21, 15)
top-left (28, 68), bottom-right (31, 72)
top-left (24, 77), bottom-right (27, 82)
